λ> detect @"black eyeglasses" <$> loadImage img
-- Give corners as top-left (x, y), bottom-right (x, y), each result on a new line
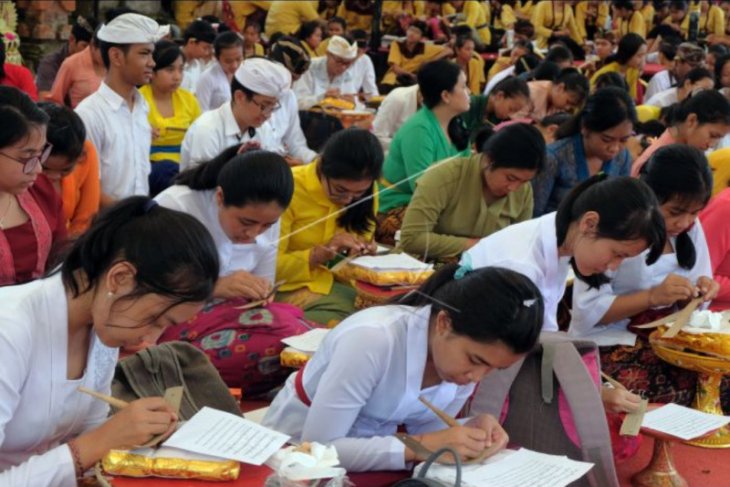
top-left (249, 97), bottom-right (281, 115)
top-left (325, 176), bottom-right (369, 202)
top-left (0, 142), bottom-right (53, 174)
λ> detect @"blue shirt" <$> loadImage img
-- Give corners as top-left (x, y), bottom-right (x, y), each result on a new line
top-left (531, 134), bottom-right (632, 217)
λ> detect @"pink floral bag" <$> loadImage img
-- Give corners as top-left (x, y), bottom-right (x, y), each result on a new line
top-left (158, 299), bottom-right (315, 396)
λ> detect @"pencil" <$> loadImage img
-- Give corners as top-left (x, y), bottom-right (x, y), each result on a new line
top-left (600, 372), bottom-right (628, 391)
top-left (78, 386), bottom-right (130, 409)
top-left (419, 396), bottom-right (460, 428)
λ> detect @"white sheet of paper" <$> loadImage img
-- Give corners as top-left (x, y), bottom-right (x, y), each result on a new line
top-left (641, 403), bottom-right (730, 440)
top-left (420, 449), bottom-right (593, 487)
top-left (163, 407), bottom-right (289, 465)
top-left (350, 253), bottom-right (433, 271)
top-left (577, 323), bottom-right (637, 347)
top-left (281, 328), bottom-right (330, 353)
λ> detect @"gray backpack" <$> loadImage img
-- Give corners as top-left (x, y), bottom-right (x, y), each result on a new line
top-left (466, 333), bottom-right (619, 487)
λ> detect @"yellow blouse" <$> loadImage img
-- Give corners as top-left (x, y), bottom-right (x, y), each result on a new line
top-left (277, 162), bottom-right (378, 295)
top-left (530, 0), bottom-right (583, 48)
top-left (517, 0), bottom-right (535, 19)
top-left (140, 85), bottom-right (202, 163)
top-left (265, 0), bottom-right (320, 37)
top-left (302, 42), bottom-right (318, 60)
top-left (465, 54), bottom-right (486, 95)
top-left (229, 1), bottom-right (272, 29)
top-left (665, 2), bottom-right (724, 39)
top-left (443, 1), bottom-right (491, 45)
top-left (382, 41), bottom-right (446, 85)
top-left (590, 61), bottom-right (642, 102)
top-left (492, 4), bottom-right (518, 30)
top-left (641, 3), bottom-right (655, 33)
top-left (244, 43), bottom-right (265, 59)
top-left (575, 1), bottom-right (610, 41)
top-left (336, 1), bottom-right (374, 32)
top-left (616, 10), bottom-right (646, 38)
top-left (487, 56), bottom-right (512, 81)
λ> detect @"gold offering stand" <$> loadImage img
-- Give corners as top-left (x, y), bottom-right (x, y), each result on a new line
top-left (649, 332), bottom-right (730, 448)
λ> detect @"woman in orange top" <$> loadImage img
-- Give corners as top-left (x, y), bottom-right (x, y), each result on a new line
top-left (38, 103), bottom-right (100, 236)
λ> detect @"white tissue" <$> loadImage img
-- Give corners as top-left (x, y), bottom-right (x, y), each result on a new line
top-left (688, 310), bottom-right (723, 331)
top-left (266, 443), bottom-right (346, 481)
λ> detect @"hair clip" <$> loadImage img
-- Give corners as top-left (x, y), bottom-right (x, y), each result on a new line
top-left (523, 299), bottom-right (537, 308)
top-left (454, 254), bottom-right (473, 280)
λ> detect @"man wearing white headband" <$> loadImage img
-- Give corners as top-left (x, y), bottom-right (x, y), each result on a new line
top-left (293, 35), bottom-right (360, 110)
top-left (75, 12), bottom-right (169, 204)
top-left (181, 57), bottom-right (292, 170)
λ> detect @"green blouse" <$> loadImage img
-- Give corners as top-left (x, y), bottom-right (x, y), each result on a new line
top-left (399, 154), bottom-right (534, 259)
top-left (378, 107), bottom-right (468, 213)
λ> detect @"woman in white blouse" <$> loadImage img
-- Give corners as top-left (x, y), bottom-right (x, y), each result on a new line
top-left (464, 175), bottom-right (666, 333)
top-left (569, 144), bottom-right (724, 410)
top-left (0, 197), bottom-right (219, 487)
top-left (156, 147), bottom-right (309, 395)
top-left (263, 265), bottom-right (543, 471)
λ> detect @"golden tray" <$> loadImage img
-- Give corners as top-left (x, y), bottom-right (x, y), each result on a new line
top-left (649, 332), bottom-right (730, 448)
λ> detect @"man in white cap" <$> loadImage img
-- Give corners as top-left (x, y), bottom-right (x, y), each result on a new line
top-left (75, 13), bottom-right (168, 205)
top-left (180, 57), bottom-right (292, 170)
top-left (293, 35), bottom-right (360, 110)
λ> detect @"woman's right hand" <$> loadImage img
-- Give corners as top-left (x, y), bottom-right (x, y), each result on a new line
top-left (75, 397), bottom-right (178, 466)
top-left (648, 273), bottom-right (696, 307)
top-left (328, 233), bottom-right (370, 256)
top-left (408, 426), bottom-right (489, 462)
top-left (214, 271), bottom-right (271, 300)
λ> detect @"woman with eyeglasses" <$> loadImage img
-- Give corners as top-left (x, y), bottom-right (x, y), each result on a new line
top-left (276, 129), bottom-right (383, 326)
top-left (0, 87), bottom-right (66, 287)
top-left (180, 58), bottom-right (292, 171)
top-left (37, 102), bottom-right (100, 237)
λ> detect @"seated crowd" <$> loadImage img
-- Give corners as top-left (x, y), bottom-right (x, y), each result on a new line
top-left (2, 1), bottom-right (730, 484)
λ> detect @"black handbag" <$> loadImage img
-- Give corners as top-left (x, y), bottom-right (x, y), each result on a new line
top-left (392, 447), bottom-right (461, 487)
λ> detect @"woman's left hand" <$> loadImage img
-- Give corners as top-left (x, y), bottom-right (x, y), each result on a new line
top-left (697, 276), bottom-right (720, 302)
top-left (464, 414), bottom-right (509, 453)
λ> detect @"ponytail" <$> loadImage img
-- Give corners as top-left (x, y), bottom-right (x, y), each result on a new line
top-left (396, 264), bottom-right (544, 354)
top-left (640, 144), bottom-right (712, 269)
top-left (177, 147), bottom-right (294, 208)
top-left (61, 197), bottom-right (219, 304)
top-left (556, 175), bottom-right (666, 288)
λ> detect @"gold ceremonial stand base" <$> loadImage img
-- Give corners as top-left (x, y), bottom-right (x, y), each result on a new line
top-left (631, 435), bottom-right (687, 487)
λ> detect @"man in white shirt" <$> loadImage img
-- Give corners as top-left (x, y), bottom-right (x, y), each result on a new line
top-left (195, 31), bottom-right (244, 111)
top-left (75, 12), bottom-right (168, 205)
top-left (181, 58), bottom-right (292, 170)
top-left (180, 19), bottom-right (216, 94)
top-left (268, 37), bottom-right (318, 165)
top-left (645, 42), bottom-right (705, 100)
top-left (349, 30), bottom-right (379, 100)
top-left (293, 35), bottom-right (360, 110)
top-left (373, 84), bottom-right (420, 152)
top-left (645, 66), bottom-right (714, 108)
